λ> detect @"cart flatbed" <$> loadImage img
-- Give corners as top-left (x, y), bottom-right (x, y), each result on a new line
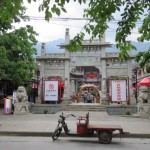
top-left (77, 112), bottom-right (123, 133)
top-left (87, 124), bottom-right (123, 132)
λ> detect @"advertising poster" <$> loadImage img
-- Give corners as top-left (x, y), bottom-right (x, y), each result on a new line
top-left (44, 80), bottom-right (58, 101)
top-left (111, 80), bottom-right (127, 102)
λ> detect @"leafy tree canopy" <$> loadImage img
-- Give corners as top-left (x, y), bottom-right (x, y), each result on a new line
top-left (27, 0), bottom-right (150, 68)
top-left (0, 0), bottom-right (38, 88)
top-left (0, 26), bottom-right (38, 87)
top-left (0, 0), bottom-right (28, 32)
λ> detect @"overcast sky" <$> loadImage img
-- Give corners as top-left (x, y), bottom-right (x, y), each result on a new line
top-left (13, 1), bottom-right (141, 44)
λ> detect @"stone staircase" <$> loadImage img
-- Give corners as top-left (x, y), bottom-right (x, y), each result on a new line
top-left (31, 103), bottom-right (107, 114)
top-left (31, 103), bottom-right (137, 114)
top-left (62, 103), bottom-right (107, 111)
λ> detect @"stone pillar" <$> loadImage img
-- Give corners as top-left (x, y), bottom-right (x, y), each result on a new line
top-left (70, 80), bottom-right (75, 95)
top-left (65, 28), bottom-right (70, 44)
top-left (101, 32), bottom-right (106, 43)
top-left (37, 43), bottom-right (46, 103)
top-left (101, 36), bottom-right (107, 104)
top-left (64, 28), bottom-right (70, 100)
top-left (127, 59), bottom-right (136, 105)
top-left (41, 43), bottom-right (46, 56)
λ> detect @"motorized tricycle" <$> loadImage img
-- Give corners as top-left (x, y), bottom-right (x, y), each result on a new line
top-left (52, 112), bottom-right (125, 144)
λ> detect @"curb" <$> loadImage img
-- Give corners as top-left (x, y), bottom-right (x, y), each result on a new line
top-left (0, 131), bottom-right (150, 139)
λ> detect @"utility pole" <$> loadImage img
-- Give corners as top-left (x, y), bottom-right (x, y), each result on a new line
top-left (135, 68), bottom-right (138, 103)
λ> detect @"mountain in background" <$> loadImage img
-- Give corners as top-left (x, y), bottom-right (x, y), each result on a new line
top-left (35, 38), bottom-right (65, 56)
top-left (107, 41), bottom-right (150, 54)
top-left (35, 39), bottom-right (150, 56)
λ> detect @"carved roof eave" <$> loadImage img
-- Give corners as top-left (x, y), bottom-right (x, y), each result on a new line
top-left (70, 72), bottom-right (84, 75)
top-left (132, 63), bottom-right (140, 70)
top-left (101, 56), bottom-right (135, 59)
top-left (36, 57), bottom-right (70, 61)
top-left (58, 43), bottom-right (113, 48)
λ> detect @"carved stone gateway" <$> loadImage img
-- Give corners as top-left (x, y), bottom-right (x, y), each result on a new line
top-left (14, 86), bottom-right (31, 114)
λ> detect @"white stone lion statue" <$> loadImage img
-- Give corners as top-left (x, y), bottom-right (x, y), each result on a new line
top-left (138, 86), bottom-right (150, 104)
top-left (16, 86), bottom-right (28, 103)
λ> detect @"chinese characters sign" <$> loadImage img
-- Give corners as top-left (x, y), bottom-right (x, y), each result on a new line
top-left (111, 80), bottom-right (127, 102)
top-left (44, 81), bottom-right (58, 101)
top-left (85, 73), bottom-right (97, 79)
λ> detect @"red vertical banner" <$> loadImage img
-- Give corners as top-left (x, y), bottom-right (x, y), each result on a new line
top-left (32, 83), bottom-right (38, 89)
top-left (111, 80), bottom-right (127, 102)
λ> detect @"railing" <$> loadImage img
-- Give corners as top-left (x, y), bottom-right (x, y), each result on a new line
top-left (106, 53), bottom-right (119, 57)
top-left (45, 53), bottom-right (65, 57)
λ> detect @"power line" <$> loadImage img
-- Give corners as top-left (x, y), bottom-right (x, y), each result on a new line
top-left (29, 16), bottom-right (91, 21)
top-left (51, 21), bottom-right (140, 34)
top-left (26, 16), bottom-right (142, 34)
top-left (48, 22), bottom-right (83, 28)
top-left (29, 16), bottom-right (143, 23)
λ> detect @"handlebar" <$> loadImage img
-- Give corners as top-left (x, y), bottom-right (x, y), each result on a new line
top-left (70, 114), bottom-right (76, 117)
top-left (59, 113), bottom-right (76, 119)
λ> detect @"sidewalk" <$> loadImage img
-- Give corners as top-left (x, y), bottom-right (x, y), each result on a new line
top-left (0, 108), bottom-right (150, 138)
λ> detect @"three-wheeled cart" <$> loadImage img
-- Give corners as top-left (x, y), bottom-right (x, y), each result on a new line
top-left (52, 112), bottom-right (125, 144)
top-left (76, 112), bottom-right (123, 144)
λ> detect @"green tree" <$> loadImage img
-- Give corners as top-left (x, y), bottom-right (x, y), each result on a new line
top-left (0, 47), bottom-right (9, 79)
top-left (0, 25), bottom-right (38, 88)
top-left (0, 0), bottom-right (38, 89)
top-left (0, 0), bottom-right (27, 32)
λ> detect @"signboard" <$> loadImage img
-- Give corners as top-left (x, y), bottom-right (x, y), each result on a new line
top-left (111, 80), bottom-right (127, 102)
top-left (85, 73), bottom-right (97, 79)
top-left (44, 80), bottom-right (58, 101)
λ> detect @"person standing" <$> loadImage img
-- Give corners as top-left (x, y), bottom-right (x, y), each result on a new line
top-left (83, 92), bottom-right (88, 103)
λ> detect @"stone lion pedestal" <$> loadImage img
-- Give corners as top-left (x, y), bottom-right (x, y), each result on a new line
top-left (137, 103), bottom-right (150, 119)
top-left (137, 86), bottom-right (150, 119)
top-left (14, 102), bottom-right (31, 115)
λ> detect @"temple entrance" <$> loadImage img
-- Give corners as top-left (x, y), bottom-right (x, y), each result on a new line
top-left (76, 84), bottom-right (101, 104)
top-left (70, 66), bottom-right (101, 95)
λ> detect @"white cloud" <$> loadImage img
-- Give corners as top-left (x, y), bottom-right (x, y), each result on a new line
top-left (126, 28), bottom-right (141, 42)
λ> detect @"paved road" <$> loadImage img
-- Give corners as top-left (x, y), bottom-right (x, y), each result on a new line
top-left (0, 136), bottom-right (150, 150)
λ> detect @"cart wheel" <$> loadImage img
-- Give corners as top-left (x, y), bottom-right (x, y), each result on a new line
top-left (98, 130), bottom-right (112, 144)
top-left (52, 128), bottom-right (61, 140)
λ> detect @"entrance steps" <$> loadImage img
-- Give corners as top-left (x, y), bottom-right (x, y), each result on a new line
top-left (31, 103), bottom-right (107, 114)
top-left (62, 103), bottom-right (107, 111)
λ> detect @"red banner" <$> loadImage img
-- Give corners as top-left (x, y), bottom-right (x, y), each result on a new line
top-left (32, 83), bottom-right (38, 89)
top-left (85, 73), bottom-right (97, 79)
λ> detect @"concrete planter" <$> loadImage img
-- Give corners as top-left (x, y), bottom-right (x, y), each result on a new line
top-left (107, 105), bottom-right (137, 115)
